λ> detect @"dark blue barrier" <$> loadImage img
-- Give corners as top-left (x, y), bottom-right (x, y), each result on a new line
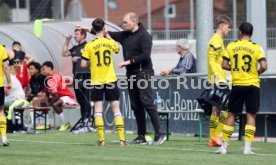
top-left (102, 77), bottom-right (276, 137)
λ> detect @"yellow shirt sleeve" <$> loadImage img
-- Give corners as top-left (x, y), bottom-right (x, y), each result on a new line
top-left (208, 41), bottom-right (222, 75)
top-left (0, 45), bottom-right (8, 61)
top-left (223, 44), bottom-right (231, 60)
top-left (82, 44), bottom-right (90, 61)
top-left (257, 46), bottom-right (266, 61)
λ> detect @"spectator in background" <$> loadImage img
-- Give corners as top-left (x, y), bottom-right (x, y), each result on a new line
top-left (0, 44), bottom-right (11, 146)
top-left (41, 61), bottom-right (76, 131)
top-left (8, 41), bottom-right (33, 90)
top-left (62, 29), bottom-right (92, 133)
top-left (160, 39), bottom-right (196, 76)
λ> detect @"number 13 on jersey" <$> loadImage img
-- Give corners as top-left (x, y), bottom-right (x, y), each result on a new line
top-left (232, 54), bottom-right (252, 72)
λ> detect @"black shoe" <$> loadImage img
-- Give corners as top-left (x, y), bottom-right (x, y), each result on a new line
top-left (154, 133), bottom-right (166, 145)
top-left (2, 137), bottom-right (9, 147)
top-left (131, 135), bottom-right (146, 144)
top-left (3, 142), bottom-right (9, 147)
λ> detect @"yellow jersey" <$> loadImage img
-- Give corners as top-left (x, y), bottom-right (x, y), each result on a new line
top-left (0, 45), bottom-right (9, 87)
top-left (82, 38), bottom-right (119, 85)
top-left (223, 40), bottom-right (266, 88)
top-left (207, 33), bottom-right (227, 83)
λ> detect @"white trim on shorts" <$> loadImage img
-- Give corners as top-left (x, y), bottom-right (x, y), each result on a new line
top-left (60, 96), bottom-right (78, 105)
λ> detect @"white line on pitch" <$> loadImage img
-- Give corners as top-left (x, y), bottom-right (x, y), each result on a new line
top-left (10, 139), bottom-right (87, 145)
top-left (10, 139), bottom-right (276, 157)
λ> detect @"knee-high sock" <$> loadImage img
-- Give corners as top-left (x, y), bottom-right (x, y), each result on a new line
top-left (214, 111), bottom-right (228, 137)
top-left (30, 110), bottom-right (34, 125)
top-left (59, 113), bottom-right (68, 124)
top-left (209, 114), bottom-right (219, 138)
top-left (222, 125), bottom-right (234, 142)
top-left (244, 125), bottom-right (256, 143)
top-left (114, 113), bottom-right (125, 141)
top-left (0, 116), bottom-right (7, 138)
top-left (95, 114), bottom-right (104, 141)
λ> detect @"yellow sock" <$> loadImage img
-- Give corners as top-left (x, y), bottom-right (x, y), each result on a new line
top-left (244, 125), bottom-right (256, 143)
top-left (222, 125), bottom-right (234, 142)
top-left (0, 116), bottom-right (7, 138)
top-left (115, 116), bottom-right (125, 141)
top-left (209, 114), bottom-right (218, 138)
top-left (95, 116), bottom-right (104, 142)
top-left (214, 111), bottom-right (228, 137)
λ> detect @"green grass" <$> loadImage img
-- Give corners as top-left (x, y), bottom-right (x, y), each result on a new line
top-left (0, 131), bottom-right (275, 165)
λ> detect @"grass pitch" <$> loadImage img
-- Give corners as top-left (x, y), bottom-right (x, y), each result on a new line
top-left (0, 131), bottom-right (275, 165)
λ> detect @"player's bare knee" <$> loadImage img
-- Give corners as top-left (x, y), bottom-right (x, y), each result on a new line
top-left (212, 106), bottom-right (221, 116)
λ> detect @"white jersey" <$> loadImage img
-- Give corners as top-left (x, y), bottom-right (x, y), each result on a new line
top-left (4, 74), bottom-right (25, 105)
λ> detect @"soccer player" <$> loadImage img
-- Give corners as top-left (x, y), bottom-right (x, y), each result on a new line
top-left (207, 15), bottom-right (232, 147)
top-left (81, 18), bottom-right (127, 146)
top-left (0, 44), bottom-right (11, 146)
top-left (8, 41), bottom-right (33, 90)
top-left (217, 22), bottom-right (267, 155)
top-left (4, 73), bottom-right (28, 121)
top-left (27, 62), bottom-right (46, 102)
top-left (41, 61), bottom-right (76, 131)
top-left (27, 62), bottom-right (48, 129)
top-left (8, 41), bottom-right (33, 64)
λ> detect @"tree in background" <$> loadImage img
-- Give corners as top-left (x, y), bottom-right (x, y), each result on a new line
top-left (0, 3), bottom-right (11, 22)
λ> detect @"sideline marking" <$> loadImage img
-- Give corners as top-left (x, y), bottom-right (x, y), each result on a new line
top-left (10, 139), bottom-right (276, 157)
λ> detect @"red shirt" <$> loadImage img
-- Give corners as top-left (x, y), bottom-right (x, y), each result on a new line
top-left (46, 72), bottom-right (75, 99)
top-left (16, 63), bottom-right (30, 89)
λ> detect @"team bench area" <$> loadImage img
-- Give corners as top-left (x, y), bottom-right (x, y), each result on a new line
top-left (5, 105), bottom-right (80, 134)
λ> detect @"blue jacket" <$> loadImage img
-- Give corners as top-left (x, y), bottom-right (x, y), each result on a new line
top-left (171, 51), bottom-right (197, 74)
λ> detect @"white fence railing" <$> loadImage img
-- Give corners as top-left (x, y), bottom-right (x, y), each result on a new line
top-left (151, 28), bottom-right (276, 49)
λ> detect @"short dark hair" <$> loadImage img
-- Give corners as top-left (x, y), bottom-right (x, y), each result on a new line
top-left (28, 61), bottom-right (41, 70)
top-left (75, 28), bottom-right (87, 38)
top-left (92, 18), bottom-right (105, 32)
top-left (42, 61), bottom-right (54, 70)
top-left (239, 22), bottom-right (253, 37)
top-left (12, 41), bottom-right (21, 47)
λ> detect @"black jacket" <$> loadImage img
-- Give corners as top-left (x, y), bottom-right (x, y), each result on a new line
top-left (109, 23), bottom-right (154, 75)
top-left (69, 41), bottom-right (90, 74)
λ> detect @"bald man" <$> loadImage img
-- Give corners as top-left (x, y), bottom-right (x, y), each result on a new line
top-left (104, 13), bottom-right (166, 144)
top-left (80, 13), bottom-right (166, 144)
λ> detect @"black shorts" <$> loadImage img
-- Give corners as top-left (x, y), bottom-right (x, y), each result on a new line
top-left (90, 82), bottom-right (120, 102)
top-left (0, 87), bottom-right (4, 106)
top-left (228, 85), bottom-right (260, 114)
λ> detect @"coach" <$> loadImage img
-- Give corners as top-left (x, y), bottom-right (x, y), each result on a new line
top-left (102, 13), bottom-right (166, 144)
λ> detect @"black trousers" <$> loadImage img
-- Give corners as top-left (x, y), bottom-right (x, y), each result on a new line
top-left (74, 74), bottom-right (91, 121)
top-left (127, 73), bottom-right (161, 136)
